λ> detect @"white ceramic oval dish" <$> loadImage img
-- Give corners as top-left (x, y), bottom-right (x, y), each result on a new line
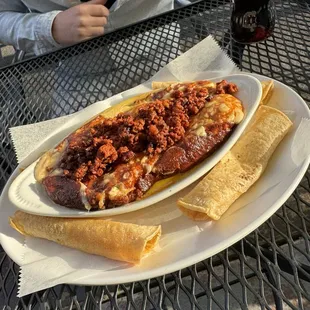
top-left (0, 74), bottom-right (309, 286)
top-left (8, 74), bottom-right (262, 217)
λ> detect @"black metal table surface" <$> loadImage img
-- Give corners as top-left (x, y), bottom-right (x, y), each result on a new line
top-left (1, 0), bottom-right (310, 309)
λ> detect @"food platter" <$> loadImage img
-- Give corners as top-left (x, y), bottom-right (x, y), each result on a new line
top-left (8, 74), bottom-right (262, 217)
top-left (0, 73), bottom-right (309, 286)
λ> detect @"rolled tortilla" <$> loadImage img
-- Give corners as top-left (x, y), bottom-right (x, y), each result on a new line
top-left (10, 211), bottom-right (161, 264)
top-left (260, 80), bottom-right (274, 105)
top-left (178, 105), bottom-right (293, 221)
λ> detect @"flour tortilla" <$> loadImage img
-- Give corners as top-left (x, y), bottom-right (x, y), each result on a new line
top-left (10, 211), bottom-right (161, 264)
top-left (177, 105), bottom-right (293, 221)
top-left (260, 80), bottom-right (274, 105)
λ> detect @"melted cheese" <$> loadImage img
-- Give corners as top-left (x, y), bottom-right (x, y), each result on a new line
top-left (49, 168), bottom-right (64, 176)
top-left (98, 194), bottom-right (105, 209)
top-left (141, 156), bottom-right (157, 174)
top-left (162, 93), bottom-right (171, 99)
top-left (194, 125), bottom-right (207, 137)
top-left (34, 140), bottom-right (68, 182)
top-left (147, 81), bottom-right (218, 103)
top-left (103, 173), bottom-right (115, 185)
top-left (205, 101), bottom-right (214, 108)
top-left (234, 109), bottom-right (244, 123)
top-left (188, 94), bottom-right (244, 138)
top-left (219, 103), bottom-right (230, 113)
top-left (108, 183), bottom-right (133, 200)
top-left (79, 182), bottom-right (92, 211)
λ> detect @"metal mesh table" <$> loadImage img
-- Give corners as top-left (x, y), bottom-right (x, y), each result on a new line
top-left (1, 0), bottom-right (310, 309)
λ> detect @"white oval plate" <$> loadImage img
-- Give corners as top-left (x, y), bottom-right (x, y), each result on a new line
top-left (7, 74), bottom-right (262, 217)
top-left (0, 74), bottom-right (309, 287)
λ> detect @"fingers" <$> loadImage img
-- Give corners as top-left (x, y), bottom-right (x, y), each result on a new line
top-left (90, 26), bottom-right (105, 37)
top-left (52, 0), bottom-right (109, 45)
top-left (78, 15), bottom-right (107, 28)
top-left (80, 1), bottom-right (109, 17)
top-left (88, 5), bottom-right (109, 17)
top-left (78, 26), bottom-right (105, 41)
top-left (88, 16), bottom-right (108, 27)
top-left (88, 0), bottom-right (108, 4)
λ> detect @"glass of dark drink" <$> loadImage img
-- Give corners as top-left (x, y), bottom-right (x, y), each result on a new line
top-left (231, 0), bottom-right (276, 44)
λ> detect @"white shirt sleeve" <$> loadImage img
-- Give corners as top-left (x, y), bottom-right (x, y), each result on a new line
top-left (0, 0), bottom-right (63, 56)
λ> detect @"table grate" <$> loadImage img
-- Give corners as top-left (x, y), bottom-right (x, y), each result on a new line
top-left (0, 0), bottom-right (310, 309)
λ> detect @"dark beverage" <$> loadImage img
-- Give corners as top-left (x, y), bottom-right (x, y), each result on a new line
top-left (231, 0), bottom-right (276, 44)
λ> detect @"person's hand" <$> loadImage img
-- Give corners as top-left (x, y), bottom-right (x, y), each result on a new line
top-left (52, 0), bottom-right (109, 45)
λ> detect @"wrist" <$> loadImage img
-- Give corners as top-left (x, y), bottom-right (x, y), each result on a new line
top-left (51, 11), bottom-right (64, 46)
top-left (32, 10), bottom-right (63, 55)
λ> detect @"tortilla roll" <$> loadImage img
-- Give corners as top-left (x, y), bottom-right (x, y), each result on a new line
top-left (178, 106), bottom-right (293, 221)
top-left (260, 80), bottom-right (274, 105)
top-left (9, 211), bottom-right (161, 264)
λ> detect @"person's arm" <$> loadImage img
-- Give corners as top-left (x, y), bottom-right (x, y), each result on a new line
top-left (0, 0), bottom-right (109, 56)
top-left (0, 10), bottom-right (62, 56)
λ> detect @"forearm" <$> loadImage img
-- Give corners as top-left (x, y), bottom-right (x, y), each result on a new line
top-left (0, 11), bottom-right (62, 56)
